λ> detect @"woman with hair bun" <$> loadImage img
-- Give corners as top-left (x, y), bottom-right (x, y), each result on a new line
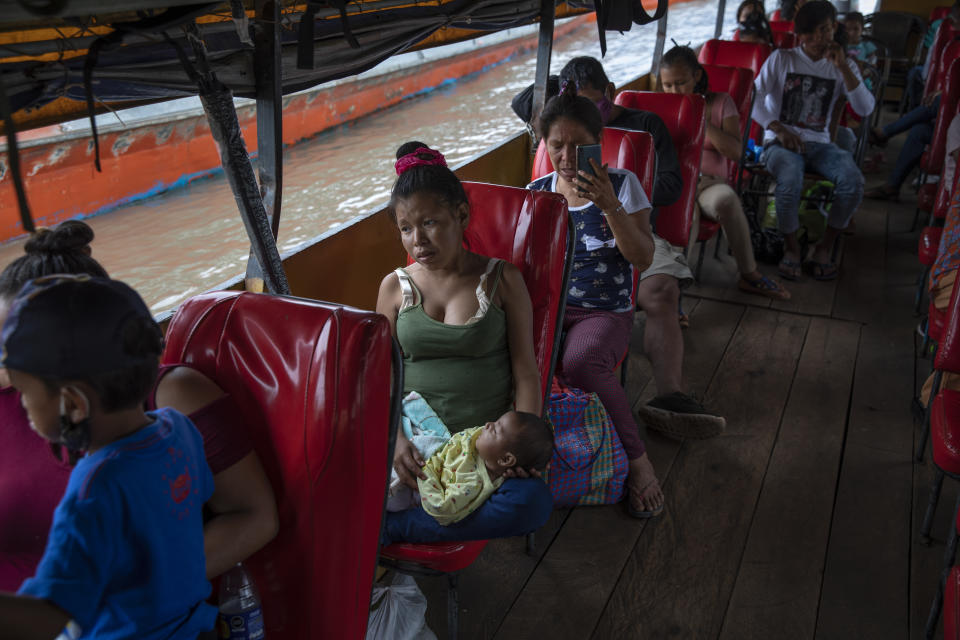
top-left (659, 45), bottom-right (790, 299)
top-left (0, 220), bottom-right (278, 590)
top-left (377, 141), bottom-right (552, 542)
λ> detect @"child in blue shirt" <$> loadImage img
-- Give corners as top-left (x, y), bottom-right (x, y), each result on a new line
top-left (0, 275), bottom-right (216, 640)
top-left (844, 12), bottom-right (877, 89)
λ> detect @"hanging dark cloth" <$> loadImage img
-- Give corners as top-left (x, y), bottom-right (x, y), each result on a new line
top-left (584, 0), bottom-right (670, 56)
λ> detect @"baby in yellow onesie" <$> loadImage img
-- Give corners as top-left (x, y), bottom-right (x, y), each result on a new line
top-left (418, 410), bottom-right (554, 525)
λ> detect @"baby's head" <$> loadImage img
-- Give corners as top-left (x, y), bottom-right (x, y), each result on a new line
top-left (475, 410), bottom-right (554, 476)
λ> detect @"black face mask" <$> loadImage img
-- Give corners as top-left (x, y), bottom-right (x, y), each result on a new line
top-left (56, 392), bottom-right (90, 465)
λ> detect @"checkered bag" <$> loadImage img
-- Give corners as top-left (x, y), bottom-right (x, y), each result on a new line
top-left (546, 380), bottom-right (628, 507)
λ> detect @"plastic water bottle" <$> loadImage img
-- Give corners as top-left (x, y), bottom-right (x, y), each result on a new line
top-left (218, 563), bottom-right (265, 640)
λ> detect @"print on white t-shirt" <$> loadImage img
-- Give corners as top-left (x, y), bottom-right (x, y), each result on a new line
top-left (780, 73), bottom-right (837, 132)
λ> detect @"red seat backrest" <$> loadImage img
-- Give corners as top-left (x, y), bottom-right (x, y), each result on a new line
top-left (923, 56), bottom-right (960, 175)
top-left (931, 5), bottom-right (952, 22)
top-left (703, 64), bottom-right (755, 183)
top-left (936, 261), bottom-right (960, 373)
top-left (925, 24), bottom-right (960, 97)
top-left (531, 127), bottom-right (657, 200)
top-left (773, 31), bottom-right (798, 48)
top-left (162, 291), bottom-right (395, 640)
top-left (698, 38), bottom-right (773, 78)
top-left (771, 8), bottom-right (783, 20)
top-left (769, 19), bottom-right (795, 32)
top-left (933, 162), bottom-right (960, 220)
top-left (460, 182), bottom-right (572, 398)
top-left (613, 91), bottom-right (706, 248)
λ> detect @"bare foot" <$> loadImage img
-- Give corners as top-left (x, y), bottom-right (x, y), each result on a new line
top-left (627, 453), bottom-right (664, 514)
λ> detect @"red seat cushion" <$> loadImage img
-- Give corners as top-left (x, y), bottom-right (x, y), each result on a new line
top-left (613, 91), bottom-right (706, 248)
top-left (380, 540), bottom-right (488, 573)
top-left (947, 565), bottom-right (960, 640)
top-left (932, 388), bottom-right (960, 474)
top-left (162, 291), bottom-right (394, 639)
top-left (922, 54), bottom-right (960, 176)
top-left (931, 304), bottom-right (947, 344)
top-left (698, 218), bottom-right (721, 242)
top-left (918, 182), bottom-right (938, 212)
top-left (772, 31), bottom-right (798, 48)
top-left (920, 226), bottom-right (943, 266)
top-left (697, 39), bottom-right (772, 79)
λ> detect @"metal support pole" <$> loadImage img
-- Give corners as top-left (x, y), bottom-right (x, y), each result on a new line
top-left (651, 10), bottom-right (669, 78)
top-left (530, 0), bottom-right (555, 136)
top-left (245, 0), bottom-right (284, 291)
top-left (714, 0), bottom-right (727, 39)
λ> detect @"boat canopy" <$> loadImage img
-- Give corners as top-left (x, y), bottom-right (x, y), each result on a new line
top-left (0, 1), bottom-right (592, 131)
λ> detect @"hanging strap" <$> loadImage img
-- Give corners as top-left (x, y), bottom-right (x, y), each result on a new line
top-left (298, 1), bottom-right (360, 70)
top-left (0, 72), bottom-right (35, 234)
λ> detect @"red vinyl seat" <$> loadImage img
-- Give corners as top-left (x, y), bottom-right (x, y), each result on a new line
top-left (162, 291), bottom-right (398, 640)
top-left (698, 39), bottom-right (771, 144)
top-left (531, 127), bottom-right (657, 199)
top-left (702, 63), bottom-right (755, 186)
top-left (698, 39), bottom-right (773, 79)
top-left (919, 280), bottom-right (960, 635)
top-left (920, 55), bottom-right (960, 179)
top-left (769, 19), bottom-right (795, 32)
top-left (772, 31), bottom-right (798, 48)
top-left (381, 182), bottom-right (572, 640)
top-left (921, 226), bottom-right (944, 266)
top-left (947, 565), bottom-right (960, 639)
top-left (771, 8), bottom-right (783, 20)
top-left (931, 6), bottom-right (952, 22)
top-left (924, 24), bottom-right (960, 100)
top-left (933, 389), bottom-right (960, 475)
top-left (932, 303), bottom-right (947, 344)
top-left (614, 91), bottom-right (706, 250)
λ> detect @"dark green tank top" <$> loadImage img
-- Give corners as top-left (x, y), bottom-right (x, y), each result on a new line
top-left (395, 260), bottom-right (512, 432)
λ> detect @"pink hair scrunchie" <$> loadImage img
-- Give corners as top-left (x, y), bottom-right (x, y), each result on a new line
top-left (394, 147), bottom-right (447, 176)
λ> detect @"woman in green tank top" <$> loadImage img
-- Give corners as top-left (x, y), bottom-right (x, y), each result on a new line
top-left (376, 142), bottom-right (542, 490)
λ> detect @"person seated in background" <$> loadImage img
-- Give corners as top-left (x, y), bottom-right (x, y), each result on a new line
top-left (378, 142), bottom-right (553, 543)
top-left (753, 0), bottom-right (874, 281)
top-left (865, 3), bottom-right (958, 203)
top-left (734, 0), bottom-right (775, 45)
top-left (0, 221), bottom-right (278, 593)
top-left (901, 1), bottom-right (959, 112)
top-left (658, 44), bottom-right (791, 300)
top-left (843, 13), bottom-right (876, 70)
top-left (738, 12), bottom-right (776, 45)
top-left (390, 410), bottom-right (554, 525)
top-left (778, 0), bottom-right (806, 21)
top-left (0, 275), bottom-right (217, 640)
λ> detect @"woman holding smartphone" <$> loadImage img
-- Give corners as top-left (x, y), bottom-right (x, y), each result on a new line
top-left (526, 84), bottom-right (665, 518)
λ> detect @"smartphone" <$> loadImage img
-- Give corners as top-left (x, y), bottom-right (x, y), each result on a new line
top-left (576, 144), bottom-right (602, 181)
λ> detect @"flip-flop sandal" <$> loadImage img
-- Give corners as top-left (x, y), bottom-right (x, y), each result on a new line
top-left (626, 481), bottom-right (665, 519)
top-left (738, 275), bottom-right (792, 300)
top-left (804, 259), bottom-right (839, 281)
top-left (778, 257), bottom-right (802, 281)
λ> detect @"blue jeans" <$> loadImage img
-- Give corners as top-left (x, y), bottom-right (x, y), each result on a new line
top-left (882, 97), bottom-right (939, 139)
top-left (761, 141), bottom-right (864, 235)
top-left (887, 121), bottom-right (934, 190)
top-left (381, 478), bottom-right (553, 545)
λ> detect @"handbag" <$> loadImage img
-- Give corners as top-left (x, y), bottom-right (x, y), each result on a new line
top-left (545, 380), bottom-right (628, 507)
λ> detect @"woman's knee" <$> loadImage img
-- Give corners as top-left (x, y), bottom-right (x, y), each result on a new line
top-left (637, 275), bottom-right (679, 314)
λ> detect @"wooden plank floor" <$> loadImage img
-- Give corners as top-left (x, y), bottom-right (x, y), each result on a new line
top-left (407, 114), bottom-right (956, 639)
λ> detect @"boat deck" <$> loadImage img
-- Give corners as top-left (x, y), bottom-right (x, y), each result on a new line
top-left (412, 125), bottom-right (949, 639)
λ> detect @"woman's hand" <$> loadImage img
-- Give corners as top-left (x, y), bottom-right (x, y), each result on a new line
top-left (394, 432), bottom-right (426, 489)
top-left (573, 159), bottom-right (619, 211)
top-left (501, 465), bottom-right (545, 480)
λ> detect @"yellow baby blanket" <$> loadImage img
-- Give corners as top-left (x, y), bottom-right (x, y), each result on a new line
top-left (418, 427), bottom-right (503, 525)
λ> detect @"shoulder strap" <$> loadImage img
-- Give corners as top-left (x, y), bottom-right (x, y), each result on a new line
top-left (487, 259), bottom-right (508, 300)
top-left (394, 267), bottom-right (420, 311)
